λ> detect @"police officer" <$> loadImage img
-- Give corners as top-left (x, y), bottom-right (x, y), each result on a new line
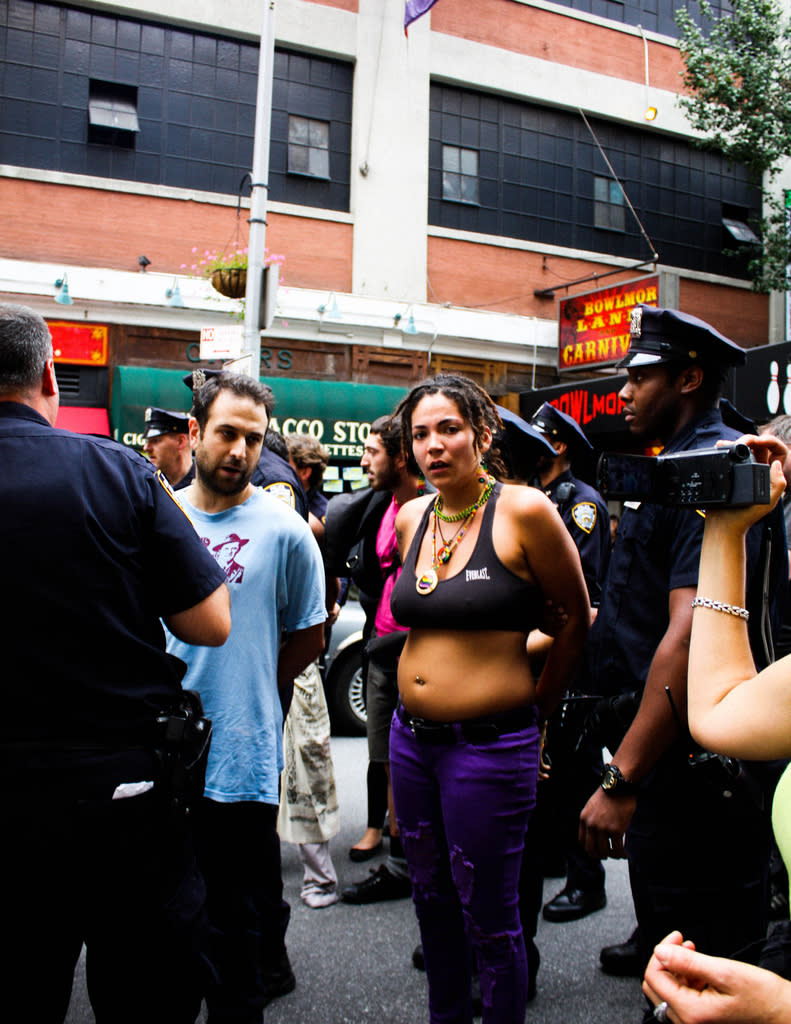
top-left (0, 304), bottom-right (231, 1023)
top-left (142, 405), bottom-right (193, 488)
top-left (530, 401), bottom-right (610, 606)
top-left (524, 402), bottom-right (612, 927)
top-left (288, 433), bottom-right (331, 526)
top-left (577, 305), bottom-right (788, 1013)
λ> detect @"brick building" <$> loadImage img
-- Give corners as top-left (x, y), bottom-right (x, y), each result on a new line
top-left (0, 0), bottom-right (780, 459)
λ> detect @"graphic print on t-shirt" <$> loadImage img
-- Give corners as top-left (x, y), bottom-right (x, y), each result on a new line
top-left (205, 532), bottom-right (250, 583)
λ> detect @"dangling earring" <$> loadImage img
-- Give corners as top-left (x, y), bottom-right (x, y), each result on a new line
top-left (478, 463), bottom-right (487, 484)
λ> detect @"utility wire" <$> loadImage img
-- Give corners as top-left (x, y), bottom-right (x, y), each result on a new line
top-left (579, 107), bottom-right (659, 261)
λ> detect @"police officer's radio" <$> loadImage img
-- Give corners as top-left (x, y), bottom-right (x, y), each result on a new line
top-left (596, 443), bottom-right (770, 508)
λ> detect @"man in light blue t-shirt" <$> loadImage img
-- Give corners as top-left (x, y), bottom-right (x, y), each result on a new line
top-left (167, 372), bottom-right (326, 1024)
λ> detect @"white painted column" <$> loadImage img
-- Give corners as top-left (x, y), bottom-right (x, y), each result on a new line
top-left (351, 0), bottom-right (431, 301)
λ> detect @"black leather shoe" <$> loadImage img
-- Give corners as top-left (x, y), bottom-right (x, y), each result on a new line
top-left (412, 943), bottom-right (425, 971)
top-left (342, 864), bottom-right (412, 904)
top-left (262, 950), bottom-right (296, 1006)
top-left (599, 928), bottom-right (642, 977)
top-left (542, 886), bottom-right (606, 922)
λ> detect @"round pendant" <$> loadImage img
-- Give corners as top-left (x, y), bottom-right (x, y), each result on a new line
top-left (416, 569), bottom-right (439, 595)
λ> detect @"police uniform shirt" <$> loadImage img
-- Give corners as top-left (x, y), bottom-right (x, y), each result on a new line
top-left (309, 488), bottom-right (328, 524)
top-left (251, 446), bottom-right (310, 521)
top-left (586, 408), bottom-right (788, 695)
top-left (544, 468), bottom-right (610, 606)
top-left (174, 461), bottom-right (195, 491)
top-left (0, 402), bottom-right (226, 742)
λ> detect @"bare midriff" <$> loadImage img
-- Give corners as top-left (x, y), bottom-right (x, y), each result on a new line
top-left (398, 629), bottom-right (537, 721)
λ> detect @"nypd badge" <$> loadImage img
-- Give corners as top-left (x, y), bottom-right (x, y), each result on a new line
top-left (571, 501), bottom-right (598, 534)
top-left (263, 481), bottom-right (296, 508)
top-left (630, 306), bottom-right (642, 338)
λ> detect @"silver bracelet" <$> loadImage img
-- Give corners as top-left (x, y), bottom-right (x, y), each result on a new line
top-left (691, 596), bottom-right (749, 621)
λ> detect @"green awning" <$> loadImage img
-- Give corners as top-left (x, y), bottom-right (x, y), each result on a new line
top-left (111, 366), bottom-right (407, 461)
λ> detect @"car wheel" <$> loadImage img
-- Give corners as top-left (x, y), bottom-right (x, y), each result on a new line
top-left (326, 644), bottom-right (366, 736)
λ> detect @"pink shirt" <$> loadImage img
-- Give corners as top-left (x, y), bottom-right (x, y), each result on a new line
top-left (374, 496), bottom-right (408, 636)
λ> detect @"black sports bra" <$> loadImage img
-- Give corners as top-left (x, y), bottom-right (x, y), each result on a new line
top-left (390, 482), bottom-right (543, 633)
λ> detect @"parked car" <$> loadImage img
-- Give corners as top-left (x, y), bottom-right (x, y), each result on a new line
top-left (323, 598), bottom-right (367, 736)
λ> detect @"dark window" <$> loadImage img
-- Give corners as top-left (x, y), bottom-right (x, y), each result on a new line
top-left (442, 145), bottom-right (479, 204)
top-left (549, 0), bottom-right (733, 39)
top-left (429, 82), bottom-right (759, 278)
top-left (722, 204), bottom-right (760, 244)
top-left (0, 2), bottom-right (351, 209)
top-left (270, 48), bottom-right (352, 211)
top-left (288, 115), bottom-right (330, 178)
top-left (594, 175), bottom-right (625, 231)
top-left (88, 80), bottom-right (139, 147)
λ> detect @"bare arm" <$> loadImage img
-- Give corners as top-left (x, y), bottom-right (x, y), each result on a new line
top-left (688, 439), bottom-right (791, 759)
top-left (164, 582), bottom-right (231, 647)
top-left (517, 491), bottom-right (590, 720)
top-left (579, 585), bottom-right (694, 859)
top-left (643, 931), bottom-right (791, 1024)
top-left (277, 621), bottom-right (326, 713)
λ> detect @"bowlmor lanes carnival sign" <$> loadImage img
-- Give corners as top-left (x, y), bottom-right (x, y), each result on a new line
top-left (558, 275), bottom-right (659, 373)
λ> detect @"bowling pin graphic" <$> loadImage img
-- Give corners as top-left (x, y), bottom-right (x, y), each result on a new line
top-left (768, 360), bottom-right (780, 414)
top-left (784, 364), bottom-right (791, 414)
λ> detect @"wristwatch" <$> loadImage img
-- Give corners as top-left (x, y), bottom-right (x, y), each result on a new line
top-left (599, 763), bottom-right (636, 796)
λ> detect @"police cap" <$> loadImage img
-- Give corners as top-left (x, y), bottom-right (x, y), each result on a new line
top-left (617, 305), bottom-right (746, 370)
top-left (495, 405), bottom-right (556, 458)
top-left (143, 406), bottom-right (189, 439)
top-left (182, 368), bottom-right (223, 392)
top-left (529, 402), bottom-right (593, 455)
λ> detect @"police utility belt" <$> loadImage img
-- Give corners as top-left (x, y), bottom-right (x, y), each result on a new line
top-left (4, 690), bottom-right (212, 817)
top-left (583, 689), bottom-right (763, 811)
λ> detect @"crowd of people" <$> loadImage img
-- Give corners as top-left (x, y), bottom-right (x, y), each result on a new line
top-left (5, 296), bottom-right (791, 1024)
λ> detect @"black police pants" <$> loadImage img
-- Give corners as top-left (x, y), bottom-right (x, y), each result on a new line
top-left (627, 751), bottom-right (770, 971)
top-left (0, 748), bottom-right (209, 1024)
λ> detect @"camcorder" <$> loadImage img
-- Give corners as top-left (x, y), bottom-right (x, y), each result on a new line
top-left (596, 442), bottom-right (770, 508)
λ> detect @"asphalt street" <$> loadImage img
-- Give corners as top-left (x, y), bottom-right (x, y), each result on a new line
top-left (66, 735), bottom-right (643, 1024)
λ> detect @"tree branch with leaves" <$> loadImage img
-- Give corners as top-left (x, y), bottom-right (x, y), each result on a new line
top-left (676, 0), bottom-right (791, 291)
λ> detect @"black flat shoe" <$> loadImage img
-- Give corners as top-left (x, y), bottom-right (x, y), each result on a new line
top-left (542, 886), bottom-right (606, 922)
top-left (349, 840), bottom-right (383, 862)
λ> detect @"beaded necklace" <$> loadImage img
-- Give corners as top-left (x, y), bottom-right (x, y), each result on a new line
top-left (415, 475), bottom-right (495, 596)
top-left (434, 509), bottom-right (475, 566)
top-left (434, 474), bottom-right (495, 523)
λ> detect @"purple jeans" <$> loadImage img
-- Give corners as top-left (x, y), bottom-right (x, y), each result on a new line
top-left (390, 707), bottom-right (539, 1024)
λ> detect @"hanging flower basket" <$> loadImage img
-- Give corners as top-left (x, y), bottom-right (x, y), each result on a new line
top-left (210, 267), bottom-right (247, 298)
top-left (182, 245), bottom-right (285, 318)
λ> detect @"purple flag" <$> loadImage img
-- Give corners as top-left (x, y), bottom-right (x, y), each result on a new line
top-left (404, 0), bottom-right (440, 33)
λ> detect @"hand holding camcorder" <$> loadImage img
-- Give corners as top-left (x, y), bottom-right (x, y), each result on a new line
top-left (596, 442), bottom-right (771, 508)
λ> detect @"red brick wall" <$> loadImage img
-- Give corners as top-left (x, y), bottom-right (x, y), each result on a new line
top-left (428, 236), bottom-right (768, 345)
top-left (432, 0), bottom-right (684, 91)
top-left (305, 0), bottom-right (357, 10)
top-left (0, 179), bottom-right (353, 291)
top-left (428, 235), bottom-right (647, 318)
top-left (679, 278), bottom-right (769, 349)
